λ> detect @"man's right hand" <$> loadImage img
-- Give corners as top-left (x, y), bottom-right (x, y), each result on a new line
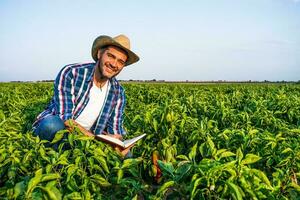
top-left (102, 131), bottom-right (123, 140)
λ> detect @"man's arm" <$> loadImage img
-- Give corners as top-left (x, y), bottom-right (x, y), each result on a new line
top-left (54, 66), bottom-right (75, 121)
top-left (64, 119), bottom-right (94, 137)
top-left (106, 88), bottom-right (127, 135)
top-left (106, 88), bottom-right (133, 157)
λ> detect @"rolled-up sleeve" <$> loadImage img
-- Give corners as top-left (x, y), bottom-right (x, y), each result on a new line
top-left (54, 66), bottom-right (74, 121)
top-left (107, 88), bottom-right (126, 135)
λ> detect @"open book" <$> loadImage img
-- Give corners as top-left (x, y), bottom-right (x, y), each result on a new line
top-left (95, 133), bottom-right (146, 149)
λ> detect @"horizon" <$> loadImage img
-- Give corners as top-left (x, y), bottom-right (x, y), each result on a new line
top-left (4, 79), bottom-right (299, 83)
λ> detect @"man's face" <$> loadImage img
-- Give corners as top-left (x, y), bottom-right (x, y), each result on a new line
top-left (97, 46), bottom-right (128, 79)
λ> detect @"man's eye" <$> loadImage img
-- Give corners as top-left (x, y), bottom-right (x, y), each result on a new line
top-left (119, 61), bottom-right (125, 66)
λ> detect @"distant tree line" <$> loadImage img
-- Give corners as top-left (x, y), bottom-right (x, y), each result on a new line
top-left (8, 79), bottom-right (300, 84)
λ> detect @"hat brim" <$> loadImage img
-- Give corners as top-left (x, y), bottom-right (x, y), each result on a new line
top-left (92, 35), bottom-right (139, 66)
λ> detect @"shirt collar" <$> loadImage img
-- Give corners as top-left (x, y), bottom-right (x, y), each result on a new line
top-left (87, 63), bottom-right (96, 82)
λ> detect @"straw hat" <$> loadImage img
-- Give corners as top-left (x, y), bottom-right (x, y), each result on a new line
top-left (91, 34), bottom-right (139, 66)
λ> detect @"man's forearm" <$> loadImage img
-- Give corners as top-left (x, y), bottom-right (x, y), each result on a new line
top-left (64, 119), bottom-right (94, 137)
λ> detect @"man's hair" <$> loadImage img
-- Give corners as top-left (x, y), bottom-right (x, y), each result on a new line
top-left (99, 46), bottom-right (109, 53)
top-left (100, 45), bottom-right (128, 57)
top-left (96, 46), bottom-right (108, 61)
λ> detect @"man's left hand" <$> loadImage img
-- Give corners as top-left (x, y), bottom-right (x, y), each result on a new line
top-left (102, 132), bottom-right (132, 156)
top-left (115, 144), bottom-right (134, 157)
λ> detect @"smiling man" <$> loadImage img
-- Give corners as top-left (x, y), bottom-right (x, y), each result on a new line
top-left (32, 34), bottom-right (139, 156)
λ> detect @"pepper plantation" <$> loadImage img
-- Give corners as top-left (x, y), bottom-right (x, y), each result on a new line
top-left (0, 82), bottom-right (299, 199)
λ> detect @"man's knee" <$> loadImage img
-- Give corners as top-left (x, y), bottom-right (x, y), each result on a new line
top-left (34, 115), bottom-right (65, 141)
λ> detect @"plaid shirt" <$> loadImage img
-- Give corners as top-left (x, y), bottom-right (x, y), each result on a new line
top-left (33, 63), bottom-right (126, 135)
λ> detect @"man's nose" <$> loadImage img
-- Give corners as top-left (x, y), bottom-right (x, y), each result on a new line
top-left (110, 59), bottom-right (118, 68)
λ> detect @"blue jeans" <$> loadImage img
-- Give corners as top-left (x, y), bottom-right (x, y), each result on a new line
top-left (34, 115), bottom-right (66, 149)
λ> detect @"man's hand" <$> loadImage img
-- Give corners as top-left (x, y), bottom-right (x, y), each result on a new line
top-left (64, 119), bottom-right (94, 137)
top-left (115, 144), bottom-right (134, 157)
top-left (102, 131), bottom-right (123, 140)
top-left (102, 132), bottom-right (133, 157)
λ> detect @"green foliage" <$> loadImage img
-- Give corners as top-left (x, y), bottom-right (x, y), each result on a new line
top-left (0, 82), bottom-right (300, 199)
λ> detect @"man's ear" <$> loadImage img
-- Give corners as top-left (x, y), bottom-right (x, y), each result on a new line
top-left (97, 49), bottom-right (102, 60)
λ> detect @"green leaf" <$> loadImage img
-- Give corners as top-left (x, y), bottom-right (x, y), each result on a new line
top-left (153, 118), bottom-right (158, 132)
top-left (78, 135), bottom-right (94, 141)
top-left (289, 182), bottom-right (300, 192)
top-left (26, 168), bottom-right (43, 196)
top-left (39, 147), bottom-right (50, 163)
top-left (66, 164), bottom-right (77, 182)
top-left (199, 142), bottom-right (207, 157)
top-left (31, 189), bottom-right (43, 200)
top-left (68, 133), bottom-right (75, 146)
top-left (45, 180), bottom-right (57, 188)
top-left (157, 160), bottom-right (174, 177)
top-left (175, 162), bottom-right (192, 181)
top-left (215, 149), bottom-right (235, 160)
top-left (41, 173), bottom-right (60, 182)
top-left (236, 148), bottom-right (243, 164)
top-left (13, 181), bottom-right (26, 199)
top-left (94, 148), bottom-right (106, 157)
top-left (121, 157), bottom-right (143, 169)
top-left (132, 115), bottom-right (141, 123)
top-left (224, 168), bottom-right (237, 180)
top-left (165, 148), bottom-right (173, 162)
top-left (241, 154), bottom-right (261, 165)
top-left (281, 147), bottom-right (293, 154)
top-left (91, 174), bottom-right (111, 187)
top-left (156, 181), bottom-right (175, 196)
top-left (117, 169), bottom-right (124, 184)
top-left (64, 192), bottom-right (82, 199)
top-left (23, 150), bottom-right (33, 163)
top-left (188, 142), bottom-right (198, 161)
top-left (207, 136), bottom-right (216, 155)
top-left (219, 151), bottom-right (236, 159)
top-left (57, 156), bottom-right (69, 166)
top-left (215, 149), bottom-right (228, 156)
top-left (132, 194), bottom-right (138, 200)
top-left (176, 155), bottom-right (189, 161)
top-left (96, 156), bottom-right (110, 173)
top-left (67, 177), bottom-right (79, 191)
top-left (84, 189), bottom-right (91, 199)
top-left (226, 181), bottom-right (243, 200)
top-left (191, 178), bottom-right (202, 199)
top-left (250, 169), bottom-right (273, 189)
top-left (51, 129), bottom-right (67, 144)
top-left (38, 185), bottom-right (62, 200)
top-left (277, 157), bottom-right (290, 167)
top-left (248, 129), bottom-right (259, 137)
top-left (290, 129), bottom-right (300, 134)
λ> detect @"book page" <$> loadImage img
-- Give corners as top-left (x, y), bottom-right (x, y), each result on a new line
top-left (123, 134), bottom-right (146, 148)
top-left (96, 134), bottom-right (125, 147)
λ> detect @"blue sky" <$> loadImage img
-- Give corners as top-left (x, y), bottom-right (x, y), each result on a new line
top-left (0, 0), bottom-right (299, 81)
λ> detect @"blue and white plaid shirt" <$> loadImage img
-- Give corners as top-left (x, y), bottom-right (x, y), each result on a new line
top-left (33, 63), bottom-right (126, 135)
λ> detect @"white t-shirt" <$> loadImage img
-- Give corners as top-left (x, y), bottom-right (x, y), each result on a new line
top-left (75, 81), bottom-right (110, 130)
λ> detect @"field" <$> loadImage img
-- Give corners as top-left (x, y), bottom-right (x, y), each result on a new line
top-left (0, 82), bottom-right (300, 199)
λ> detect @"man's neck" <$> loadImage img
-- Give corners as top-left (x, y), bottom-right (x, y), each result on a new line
top-left (93, 74), bottom-right (108, 88)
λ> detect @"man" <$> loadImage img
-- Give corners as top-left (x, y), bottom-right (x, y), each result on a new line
top-left (32, 34), bottom-right (139, 156)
